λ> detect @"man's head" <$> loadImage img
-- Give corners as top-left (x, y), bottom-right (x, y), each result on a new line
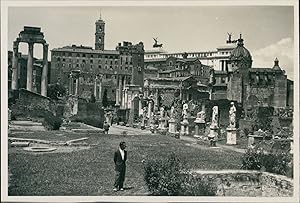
top-left (119, 141), bottom-right (126, 150)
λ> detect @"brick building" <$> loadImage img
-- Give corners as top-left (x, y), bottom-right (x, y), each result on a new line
top-left (50, 16), bottom-right (144, 107)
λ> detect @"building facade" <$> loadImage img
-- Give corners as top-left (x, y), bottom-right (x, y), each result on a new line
top-left (50, 17), bottom-right (145, 109)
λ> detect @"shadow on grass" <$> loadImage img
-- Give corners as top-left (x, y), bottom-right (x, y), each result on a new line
top-left (123, 186), bottom-right (134, 190)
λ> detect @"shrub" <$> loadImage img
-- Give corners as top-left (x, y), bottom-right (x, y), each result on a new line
top-left (181, 175), bottom-right (217, 196)
top-left (241, 148), bottom-right (263, 171)
top-left (241, 148), bottom-right (292, 176)
top-left (43, 113), bottom-right (63, 130)
top-left (143, 153), bottom-right (217, 196)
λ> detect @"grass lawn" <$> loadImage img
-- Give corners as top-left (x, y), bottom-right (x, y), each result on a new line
top-left (8, 131), bottom-right (243, 196)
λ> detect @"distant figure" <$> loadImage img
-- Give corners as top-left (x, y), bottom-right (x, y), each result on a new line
top-left (113, 141), bottom-right (127, 191)
top-left (103, 121), bottom-right (110, 134)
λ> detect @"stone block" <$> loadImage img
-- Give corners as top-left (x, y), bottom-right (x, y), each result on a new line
top-left (10, 142), bottom-right (30, 147)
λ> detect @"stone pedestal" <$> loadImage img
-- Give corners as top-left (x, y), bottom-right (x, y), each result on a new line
top-left (168, 118), bottom-right (176, 134)
top-left (247, 134), bottom-right (263, 147)
top-left (208, 125), bottom-right (218, 147)
top-left (194, 120), bottom-right (205, 138)
top-left (180, 119), bottom-right (189, 136)
top-left (226, 127), bottom-right (237, 145)
top-left (158, 118), bottom-right (166, 130)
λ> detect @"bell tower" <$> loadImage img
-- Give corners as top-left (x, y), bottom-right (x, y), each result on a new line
top-left (95, 14), bottom-right (105, 50)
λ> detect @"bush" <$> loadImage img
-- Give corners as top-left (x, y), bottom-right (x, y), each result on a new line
top-left (43, 113), bottom-right (63, 130)
top-left (70, 115), bottom-right (103, 129)
top-left (143, 153), bottom-right (217, 196)
top-left (241, 148), bottom-right (292, 176)
top-left (241, 149), bottom-right (263, 171)
top-left (181, 175), bottom-right (217, 196)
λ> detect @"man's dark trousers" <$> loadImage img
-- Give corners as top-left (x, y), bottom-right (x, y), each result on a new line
top-left (114, 150), bottom-right (127, 189)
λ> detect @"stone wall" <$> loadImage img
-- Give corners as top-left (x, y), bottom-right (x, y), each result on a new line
top-left (12, 88), bottom-right (56, 117)
top-left (193, 170), bottom-right (293, 197)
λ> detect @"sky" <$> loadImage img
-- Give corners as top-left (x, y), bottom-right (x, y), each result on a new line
top-left (7, 6), bottom-right (295, 79)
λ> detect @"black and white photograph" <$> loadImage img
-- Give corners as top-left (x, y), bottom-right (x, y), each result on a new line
top-left (1, 0), bottom-right (299, 202)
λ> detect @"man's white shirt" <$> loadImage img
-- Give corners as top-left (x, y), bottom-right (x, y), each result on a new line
top-left (119, 148), bottom-right (125, 160)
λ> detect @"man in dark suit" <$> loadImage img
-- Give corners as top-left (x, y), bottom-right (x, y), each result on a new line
top-left (113, 141), bottom-right (127, 191)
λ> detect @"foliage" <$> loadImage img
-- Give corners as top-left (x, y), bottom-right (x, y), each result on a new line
top-left (241, 147), bottom-right (292, 176)
top-left (90, 94), bottom-right (96, 103)
top-left (181, 175), bottom-right (217, 196)
top-left (254, 107), bottom-right (274, 131)
top-left (70, 115), bottom-right (104, 129)
top-left (43, 113), bottom-right (63, 130)
top-left (144, 153), bottom-right (217, 196)
top-left (102, 89), bottom-right (108, 107)
top-left (47, 83), bottom-right (66, 100)
top-left (241, 149), bottom-right (263, 171)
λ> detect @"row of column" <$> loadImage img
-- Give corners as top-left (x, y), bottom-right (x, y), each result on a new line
top-left (11, 41), bottom-right (48, 96)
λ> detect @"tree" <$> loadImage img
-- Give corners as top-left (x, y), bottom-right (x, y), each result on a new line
top-left (47, 83), bottom-right (66, 100)
top-left (102, 89), bottom-right (108, 107)
top-left (90, 94), bottom-right (96, 103)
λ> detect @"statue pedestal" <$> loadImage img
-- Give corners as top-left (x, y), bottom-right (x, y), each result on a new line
top-left (158, 118), bottom-right (166, 130)
top-left (168, 118), bottom-right (176, 134)
top-left (208, 125), bottom-right (218, 147)
top-left (194, 120), bottom-right (205, 138)
top-left (180, 119), bottom-right (189, 136)
top-left (226, 127), bottom-right (237, 145)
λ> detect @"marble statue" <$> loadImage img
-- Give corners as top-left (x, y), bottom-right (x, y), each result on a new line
top-left (211, 106), bottom-right (218, 127)
top-left (229, 102), bottom-right (236, 128)
top-left (182, 103), bottom-right (189, 118)
top-left (170, 106), bottom-right (175, 119)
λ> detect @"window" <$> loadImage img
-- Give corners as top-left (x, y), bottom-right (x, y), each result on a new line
top-left (76, 64), bottom-right (79, 67)
top-left (62, 58), bottom-right (66, 62)
top-left (91, 54), bottom-right (93, 57)
top-left (83, 59), bottom-right (86, 63)
top-left (90, 59), bottom-right (93, 63)
top-left (76, 53), bottom-right (80, 57)
top-left (83, 54), bottom-right (86, 57)
top-left (98, 65), bottom-right (102, 69)
top-left (69, 64), bottom-right (71, 68)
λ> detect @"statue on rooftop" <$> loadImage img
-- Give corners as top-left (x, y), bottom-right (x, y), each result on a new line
top-left (153, 37), bottom-right (163, 48)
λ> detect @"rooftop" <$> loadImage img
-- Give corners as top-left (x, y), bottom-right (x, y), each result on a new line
top-left (51, 45), bottom-right (119, 55)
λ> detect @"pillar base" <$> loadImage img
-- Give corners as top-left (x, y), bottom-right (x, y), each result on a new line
top-left (168, 118), bottom-right (176, 134)
top-left (180, 119), bottom-right (189, 136)
top-left (208, 126), bottom-right (218, 147)
top-left (226, 127), bottom-right (237, 145)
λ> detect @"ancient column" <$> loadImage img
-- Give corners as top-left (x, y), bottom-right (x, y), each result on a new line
top-left (94, 75), bottom-right (98, 97)
top-left (26, 42), bottom-right (34, 91)
top-left (139, 97), bottom-right (143, 116)
top-left (116, 89), bottom-right (120, 105)
top-left (69, 73), bottom-right (73, 95)
top-left (118, 76), bottom-right (122, 105)
top-left (124, 89), bottom-right (128, 108)
top-left (98, 75), bottom-right (102, 100)
top-left (75, 75), bottom-right (79, 96)
top-left (11, 41), bottom-right (19, 90)
top-left (41, 43), bottom-right (48, 96)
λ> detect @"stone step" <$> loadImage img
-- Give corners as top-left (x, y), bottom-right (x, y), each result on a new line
top-left (10, 142), bottom-right (30, 147)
